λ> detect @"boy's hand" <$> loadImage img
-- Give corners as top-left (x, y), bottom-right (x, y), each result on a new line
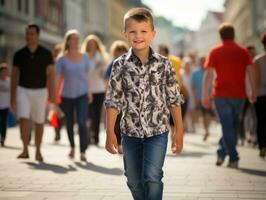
top-left (171, 128), bottom-right (183, 154)
top-left (105, 131), bottom-right (118, 154)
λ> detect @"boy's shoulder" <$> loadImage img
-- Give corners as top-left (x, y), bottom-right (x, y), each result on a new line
top-left (156, 53), bottom-right (170, 64)
top-left (116, 49), bottom-right (169, 63)
top-left (112, 49), bottom-right (171, 72)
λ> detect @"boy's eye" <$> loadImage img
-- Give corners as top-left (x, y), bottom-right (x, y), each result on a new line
top-left (129, 31), bottom-right (136, 34)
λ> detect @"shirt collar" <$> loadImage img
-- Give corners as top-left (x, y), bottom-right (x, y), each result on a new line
top-left (222, 40), bottom-right (235, 45)
top-left (26, 45), bottom-right (40, 54)
top-left (125, 47), bottom-right (160, 63)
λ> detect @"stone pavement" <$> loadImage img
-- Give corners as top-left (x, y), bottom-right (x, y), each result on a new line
top-left (0, 122), bottom-right (265, 200)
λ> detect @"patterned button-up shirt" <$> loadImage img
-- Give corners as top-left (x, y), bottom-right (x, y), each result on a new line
top-left (104, 47), bottom-right (184, 138)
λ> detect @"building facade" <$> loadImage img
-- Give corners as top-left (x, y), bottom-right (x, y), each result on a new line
top-left (224, 0), bottom-right (266, 53)
top-left (195, 11), bottom-right (224, 56)
top-left (0, 0), bottom-right (64, 64)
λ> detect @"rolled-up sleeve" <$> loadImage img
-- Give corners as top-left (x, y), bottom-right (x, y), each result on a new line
top-left (104, 60), bottom-right (124, 112)
top-left (165, 60), bottom-right (184, 108)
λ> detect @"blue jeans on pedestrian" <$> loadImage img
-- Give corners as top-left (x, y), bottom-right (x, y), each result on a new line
top-left (61, 94), bottom-right (88, 153)
top-left (121, 132), bottom-right (168, 200)
top-left (214, 98), bottom-right (244, 162)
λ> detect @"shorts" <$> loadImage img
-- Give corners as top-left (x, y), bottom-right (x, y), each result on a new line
top-left (16, 86), bottom-right (48, 124)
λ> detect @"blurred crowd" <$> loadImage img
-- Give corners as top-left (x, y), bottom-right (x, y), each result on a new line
top-left (0, 22), bottom-right (265, 163)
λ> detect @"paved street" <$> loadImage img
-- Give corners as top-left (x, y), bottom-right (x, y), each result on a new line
top-left (0, 122), bottom-right (265, 200)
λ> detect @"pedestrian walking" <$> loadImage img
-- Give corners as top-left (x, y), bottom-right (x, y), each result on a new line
top-left (105, 8), bottom-right (184, 200)
top-left (202, 23), bottom-right (256, 168)
top-left (55, 29), bottom-right (92, 162)
top-left (191, 56), bottom-right (214, 141)
top-left (181, 57), bottom-right (195, 132)
top-left (253, 32), bottom-right (266, 158)
top-left (0, 63), bottom-right (10, 147)
top-left (11, 24), bottom-right (56, 162)
top-left (81, 35), bottom-right (108, 146)
top-left (51, 43), bottom-right (64, 143)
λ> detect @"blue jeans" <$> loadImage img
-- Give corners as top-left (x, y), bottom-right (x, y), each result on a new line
top-left (61, 94), bottom-right (88, 153)
top-left (121, 133), bottom-right (168, 200)
top-left (214, 98), bottom-right (244, 162)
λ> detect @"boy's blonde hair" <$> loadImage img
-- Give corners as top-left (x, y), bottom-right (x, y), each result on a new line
top-left (123, 7), bottom-right (154, 31)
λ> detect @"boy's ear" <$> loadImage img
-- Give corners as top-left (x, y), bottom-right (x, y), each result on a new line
top-left (152, 30), bottom-right (156, 38)
top-left (122, 31), bottom-right (128, 40)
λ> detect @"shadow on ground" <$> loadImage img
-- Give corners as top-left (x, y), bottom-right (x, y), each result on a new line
top-left (25, 162), bottom-right (77, 174)
top-left (1, 145), bottom-right (21, 150)
top-left (75, 162), bottom-right (123, 176)
top-left (185, 141), bottom-right (213, 149)
top-left (239, 167), bottom-right (266, 177)
top-left (167, 151), bottom-right (212, 158)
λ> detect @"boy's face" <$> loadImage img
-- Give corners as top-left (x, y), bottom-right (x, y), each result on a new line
top-left (123, 19), bottom-right (155, 51)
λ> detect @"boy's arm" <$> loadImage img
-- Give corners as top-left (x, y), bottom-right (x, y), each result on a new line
top-left (165, 60), bottom-right (184, 154)
top-left (105, 108), bottom-right (119, 154)
top-left (104, 60), bottom-right (123, 154)
top-left (170, 106), bottom-right (183, 154)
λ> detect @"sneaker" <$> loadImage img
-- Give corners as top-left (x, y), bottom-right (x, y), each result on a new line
top-left (216, 156), bottom-right (225, 166)
top-left (227, 161), bottom-right (238, 169)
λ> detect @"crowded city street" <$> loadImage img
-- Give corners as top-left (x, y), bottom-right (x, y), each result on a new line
top-left (0, 122), bottom-right (265, 200)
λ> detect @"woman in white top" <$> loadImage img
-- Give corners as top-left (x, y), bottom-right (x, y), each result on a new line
top-left (81, 35), bottom-right (108, 145)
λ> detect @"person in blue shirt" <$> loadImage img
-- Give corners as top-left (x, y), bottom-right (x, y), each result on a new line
top-left (191, 56), bottom-right (214, 141)
top-left (56, 29), bottom-right (92, 162)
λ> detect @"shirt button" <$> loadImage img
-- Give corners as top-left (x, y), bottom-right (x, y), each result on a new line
top-left (141, 114), bottom-right (144, 117)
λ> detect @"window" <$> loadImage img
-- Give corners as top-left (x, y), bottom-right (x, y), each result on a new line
top-left (25, 0), bottom-right (29, 14)
top-left (17, 0), bottom-right (22, 12)
top-left (0, 0), bottom-right (5, 6)
top-left (50, 3), bottom-right (59, 23)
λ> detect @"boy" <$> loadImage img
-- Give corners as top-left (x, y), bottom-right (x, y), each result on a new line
top-left (105, 8), bottom-right (184, 200)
